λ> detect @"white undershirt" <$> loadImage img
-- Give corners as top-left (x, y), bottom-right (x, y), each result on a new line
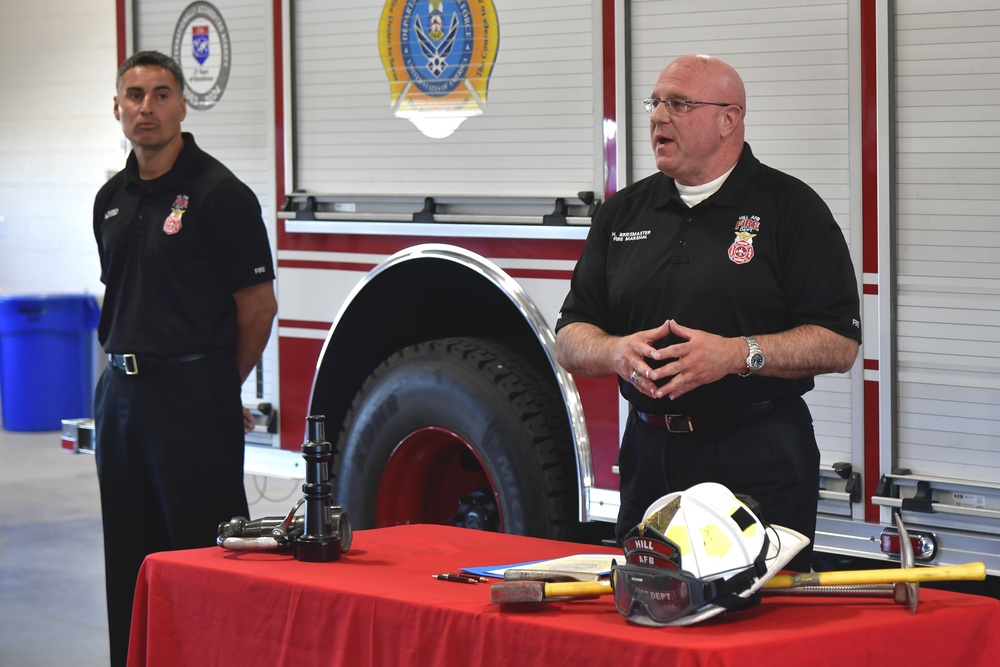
top-left (676, 165), bottom-right (737, 207)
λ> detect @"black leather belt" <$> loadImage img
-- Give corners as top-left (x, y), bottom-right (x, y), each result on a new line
top-left (108, 352), bottom-right (211, 376)
top-left (636, 401), bottom-right (775, 433)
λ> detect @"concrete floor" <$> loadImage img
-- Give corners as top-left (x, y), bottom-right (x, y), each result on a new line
top-left (0, 427), bottom-right (302, 667)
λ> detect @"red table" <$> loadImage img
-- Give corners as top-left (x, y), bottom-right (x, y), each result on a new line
top-left (128, 524), bottom-right (1000, 666)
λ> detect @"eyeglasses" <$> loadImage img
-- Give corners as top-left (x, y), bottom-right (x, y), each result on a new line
top-left (643, 97), bottom-right (741, 115)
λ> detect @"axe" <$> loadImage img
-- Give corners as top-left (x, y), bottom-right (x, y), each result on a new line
top-left (761, 514), bottom-right (923, 612)
top-left (764, 514), bottom-right (922, 613)
top-left (893, 512), bottom-right (920, 614)
top-left (764, 561), bottom-right (984, 589)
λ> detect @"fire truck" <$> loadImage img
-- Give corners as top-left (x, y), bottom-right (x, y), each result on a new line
top-left (118, 0), bottom-right (1000, 575)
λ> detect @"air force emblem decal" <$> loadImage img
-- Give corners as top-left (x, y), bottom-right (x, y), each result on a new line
top-left (192, 25), bottom-right (210, 65)
top-left (379, 0), bottom-right (499, 138)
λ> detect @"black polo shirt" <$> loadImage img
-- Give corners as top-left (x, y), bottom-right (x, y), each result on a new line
top-left (93, 133), bottom-right (275, 355)
top-left (556, 143), bottom-right (862, 416)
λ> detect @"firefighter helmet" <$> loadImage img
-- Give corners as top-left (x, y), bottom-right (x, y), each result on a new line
top-left (612, 482), bottom-right (809, 626)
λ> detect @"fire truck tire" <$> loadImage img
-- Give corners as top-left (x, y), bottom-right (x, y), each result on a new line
top-left (333, 337), bottom-right (579, 541)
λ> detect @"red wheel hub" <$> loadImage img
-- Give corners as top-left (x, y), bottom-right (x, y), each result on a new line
top-left (375, 427), bottom-right (501, 529)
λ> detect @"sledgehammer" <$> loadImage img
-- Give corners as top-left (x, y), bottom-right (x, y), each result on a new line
top-left (490, 580), bottom-right (610, 604)
top-left (489, 562), bottom-right (986, 605)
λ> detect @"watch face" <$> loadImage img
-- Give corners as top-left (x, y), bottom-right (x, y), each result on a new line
top-left (749, 353), bottom-right (764, 369)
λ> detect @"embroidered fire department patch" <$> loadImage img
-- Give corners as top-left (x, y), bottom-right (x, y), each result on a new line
top-left (729, 215), bottom-right (761, 265)
top-left (378, 0), bottom-right (499, 139)
top-left (164, 195), bottom-right (189, 235)
top-left (728, 232), bottom-right (755, 264)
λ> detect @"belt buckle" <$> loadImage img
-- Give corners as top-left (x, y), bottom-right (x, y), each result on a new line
top-left (665, 416), bottom-right (695, 433)
top-left (123, 354), bottom-right (139, 375)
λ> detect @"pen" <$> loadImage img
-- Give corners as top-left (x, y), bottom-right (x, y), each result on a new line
top-left (433, 573), bottom-right (489, 584)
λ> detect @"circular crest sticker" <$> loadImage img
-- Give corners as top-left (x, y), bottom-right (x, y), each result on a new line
top-left (379, 0), bottom-right (499, 138)
top-left (171, 1), bottom-right (232, 111)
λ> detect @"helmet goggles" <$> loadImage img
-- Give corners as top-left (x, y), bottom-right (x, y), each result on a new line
top-left (610, 550), bottom-right (766, 626)
top-left (612, 488), bottom-right (772, 626)
top-left (611, 560), bottom-right (713, 624)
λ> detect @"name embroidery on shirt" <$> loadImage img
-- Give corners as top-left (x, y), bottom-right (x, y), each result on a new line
top-left (611, 230), bottom-right (651, 242)
top-left (728, 215), bottom-right (760, 265)
top-left (164, 195), bottom-right (189, 235)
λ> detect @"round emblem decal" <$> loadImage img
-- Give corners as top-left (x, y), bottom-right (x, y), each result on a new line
top-left (171, 2), bottom-right (232, 111)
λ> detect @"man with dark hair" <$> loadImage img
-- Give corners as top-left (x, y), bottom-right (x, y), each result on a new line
top-left (115, 50), bottom-right (186, 97)
top-left (556, 54), bottom-right (861, 573)
top-left (93, 50), bottom-right (277, 666)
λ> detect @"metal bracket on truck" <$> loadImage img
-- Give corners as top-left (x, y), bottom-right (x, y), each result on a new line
top-left (815, 473), bottom-right (1000, 576)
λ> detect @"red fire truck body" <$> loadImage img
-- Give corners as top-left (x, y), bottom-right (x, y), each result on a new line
top-left (119, 0), bottom-right (1000, 574)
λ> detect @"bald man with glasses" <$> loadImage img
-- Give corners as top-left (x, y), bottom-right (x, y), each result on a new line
top-left (556, 54), bottom-right (861, 572)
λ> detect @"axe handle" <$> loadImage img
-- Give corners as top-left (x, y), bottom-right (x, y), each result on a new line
top-left (765, 562), bottom-right (985, 589)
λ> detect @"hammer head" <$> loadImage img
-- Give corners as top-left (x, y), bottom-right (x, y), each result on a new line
top-left (491, 581), bottom-right (546, 604)
top-left (490, 579), bottom-right (610, 604)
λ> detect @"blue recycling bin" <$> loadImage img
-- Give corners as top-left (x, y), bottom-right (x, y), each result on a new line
top-left (0, 294), bottom-right (101, 431)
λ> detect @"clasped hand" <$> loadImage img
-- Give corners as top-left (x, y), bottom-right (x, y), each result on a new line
top-left (617, 320), bottom-right (740, 401)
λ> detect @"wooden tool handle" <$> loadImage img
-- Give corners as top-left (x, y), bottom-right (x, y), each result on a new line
top-left (544, 581), bottom-right (611, 598)
top-left (765, 562), bottom-right (985, 589)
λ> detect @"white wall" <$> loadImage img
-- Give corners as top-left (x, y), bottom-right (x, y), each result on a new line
top-left (0, 1), bottom-right (279, 426)
top-left (0, 0), bottom-right (123, 298)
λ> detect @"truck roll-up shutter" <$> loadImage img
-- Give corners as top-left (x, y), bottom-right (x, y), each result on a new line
top-left (626, 0), bottom-right (859, 470)
top-left (290, 0), bottom-right (603, 198)
top-left (894, 1), bottom-right (1000, 484)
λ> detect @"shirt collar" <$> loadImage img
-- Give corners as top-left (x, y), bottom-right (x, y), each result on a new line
top-left (123, 132), bottom-right (198, 193)
top-left (649, 142), bottom-right (761, 210)
top-left (707, 142), bottom-right (760, 208)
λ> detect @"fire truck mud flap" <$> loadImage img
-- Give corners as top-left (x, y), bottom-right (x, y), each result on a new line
top-left (333, 337), bottom-right (579, 540)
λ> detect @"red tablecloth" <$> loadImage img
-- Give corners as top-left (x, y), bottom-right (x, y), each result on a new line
top-left (128, 524), bottom-right (1000, 666)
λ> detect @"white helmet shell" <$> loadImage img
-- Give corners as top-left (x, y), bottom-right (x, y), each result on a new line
top-left (641, 482), bottom-right (766, 580)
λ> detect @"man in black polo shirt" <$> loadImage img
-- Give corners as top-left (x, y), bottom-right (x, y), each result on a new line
top-left (92, 51), bottom-right (277, 666)
top-left (556, 54), bottom-right (861, 572)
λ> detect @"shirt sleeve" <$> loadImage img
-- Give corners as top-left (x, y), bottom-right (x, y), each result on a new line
top-left (774, 176), bottom-right (862, 343)
top-left (202, 178), bottom-right (276, 294)
top-left (555, 195), bottom-right (616, 334)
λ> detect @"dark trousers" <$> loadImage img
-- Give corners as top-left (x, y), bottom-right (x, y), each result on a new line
top-left (94, 353), bottom-right (249, 667)
top-left (615, 396), bottom-right (820, 572)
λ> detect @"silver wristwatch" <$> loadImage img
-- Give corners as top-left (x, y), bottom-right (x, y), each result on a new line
top-left (740, 335), bottom-right (764, 377)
